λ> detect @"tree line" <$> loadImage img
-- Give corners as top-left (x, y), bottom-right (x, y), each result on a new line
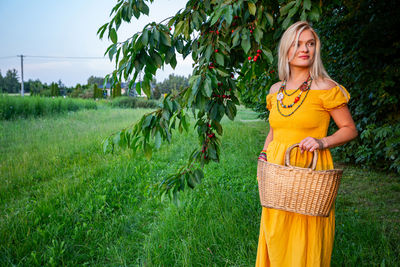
top-left (0, 70), bottom-right (189, 100)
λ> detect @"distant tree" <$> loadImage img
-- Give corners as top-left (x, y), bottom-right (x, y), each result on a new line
top-left (112, 82), bottom-right (122, 98)
top-left (70, 83), bottom-right (83, 98)
top-left (156, 74), bottom-right (189, 94)
top-left (87, 76), bottom-right (105, 86)
top-left (0, 70), bottom-right (3, 93)
top-left (3, 69), bottom-right (20, 93)
top-left (50, 82), bottom-right (60, 96)
top-left (28, 79), bottom-right (44, 96)
top-left (152, 85), bottom-right (162, 100)
top-left (93, 84), bottom-right (103, 99)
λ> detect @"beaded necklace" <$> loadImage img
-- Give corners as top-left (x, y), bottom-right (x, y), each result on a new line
top-left (277, 75), bottom-right (312, 117)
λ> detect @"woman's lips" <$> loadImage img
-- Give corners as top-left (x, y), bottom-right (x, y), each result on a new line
top-left (299, 56), bottom-right (309, 59)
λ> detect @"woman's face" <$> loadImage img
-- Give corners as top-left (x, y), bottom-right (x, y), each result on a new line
top-left (287, 29), bottom-right (316, 68)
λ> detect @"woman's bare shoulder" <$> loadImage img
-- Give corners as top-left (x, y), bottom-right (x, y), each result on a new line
top-left (312, 78), bottom-right (337, 90)
top-left (268, 81), bottom-right (282, 94)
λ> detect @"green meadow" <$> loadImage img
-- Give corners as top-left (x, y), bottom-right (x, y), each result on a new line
top-left (0, 105), bottom-right (399, 266)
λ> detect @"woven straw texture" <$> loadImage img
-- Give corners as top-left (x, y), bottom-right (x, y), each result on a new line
top-left (257, 143), bottom-right (343, 217)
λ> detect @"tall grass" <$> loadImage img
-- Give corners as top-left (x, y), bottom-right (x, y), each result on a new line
top-left (0, 94), bottom-right (97, 120)
top-left (0, 106), bottom-right (398, 266)
top-left (104, 96), bottom-right (161, 109)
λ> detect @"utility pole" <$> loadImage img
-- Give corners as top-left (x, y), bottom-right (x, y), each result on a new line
top-left (19, 55), bottom-right (24, 96)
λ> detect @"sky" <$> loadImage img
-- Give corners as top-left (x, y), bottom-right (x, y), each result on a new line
top-left (0, 0), bottom-right (193, 86)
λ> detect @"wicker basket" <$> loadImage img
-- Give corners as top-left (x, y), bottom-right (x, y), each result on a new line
top-left (257, 143), bottom-right (343, 217)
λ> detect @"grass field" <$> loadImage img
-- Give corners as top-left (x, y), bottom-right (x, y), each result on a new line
top-left (0, 105), bottom-right (399, 266)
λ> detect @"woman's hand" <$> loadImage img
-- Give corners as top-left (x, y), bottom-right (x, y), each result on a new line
top-left (299, 137), bottom-right (327, 153)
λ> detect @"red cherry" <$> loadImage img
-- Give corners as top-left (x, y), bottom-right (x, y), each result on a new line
top-left (257, 49), bottom-right (261, 53)
top-left (231, 29), bottom-right (234, 33)
top-left (216, 30), bottom-right (219, 35)
top-left (257, 53), bottom-right (260, 57)
top-left (202, 150), bottom-right (204, 153)
top-left (231, 73), bottom-right (234, 78)
top-left (215, 49), bottom-right (219, 53)
top-left (208, 123), bottom-right (211, 127)
top-left (169, 27), bottom-right (172, 30)
top-left (254, 57), bottom-right (258, 62)
top-left (229, 88), bottom-right (232, 91)
top-left (248, 56), bottom-right (252, 60)
top-left (204, 155), bottom-right (206, 159)
top-left (250, 30), bottom-right (253, 33)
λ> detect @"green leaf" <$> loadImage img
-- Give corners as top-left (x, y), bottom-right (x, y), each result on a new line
top-left (224, 5), bottom-right (233, 25)
top-left (205, 45), bottom-right (213, 62)
top-left (142, 79), bottom-right (151, 98)
top-left (300, 9), bottom-right (307, 21)
top-left (102, 138), bottom-right (109, 154)
top-left (215, 53), bottom-right (224, 66)
top-left (212, 120), bottom-right (223, 135)
top-left (308, 5), bottom-right (320, 21)
top-left (211, 7), bottom-right (224, 26)
top-left (241, 37), bottom-right (251, 54)
top-left (174, 21), bottom-right (185, 36)
top-left (154, 130), bottom-right (161, 149)
top-left (280, 1), bottom-right (296, 16)
top-left (142, 29), bottom-right (149, 45)
top-left (216, 68), bottom-right (229, 77)
top-left (108, 44), bottom-right (117, 61)
top-left (161, 32), bottom-right (171, 47)
top-left (248, 2), bottom-right (256, 16)
top-left (110, 28), bottom-right (118, 44)
top-left (288, 5), bottom-right (299, 18)
top-left (254, 27), bottom-right (263, 43)
top-left (262, 48), bottom-right (274, 64)
top-left (303, 0), bottom-right (311, 10)
top-left (282, 15), bottom-right (292, 30)
top-left (232, 32), bottom-right (240, 47)
top-left (266, 12), bottom-right (274, 27)
top-left (170, 54), bottom-right (177, 69)
top-left (203, 77), bottom-right (212, 97)
top-left (225, 101), bottom-right (237, 120)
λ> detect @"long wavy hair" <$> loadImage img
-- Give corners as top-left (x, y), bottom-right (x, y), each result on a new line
top-left (277, 21), bottom-right (341, 89)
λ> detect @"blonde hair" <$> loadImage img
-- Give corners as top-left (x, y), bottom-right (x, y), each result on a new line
top-left (277, 21), bottom-right (343, 93)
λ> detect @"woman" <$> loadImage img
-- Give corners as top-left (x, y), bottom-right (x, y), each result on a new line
top-left (255, 21), bottom-right (358, 266)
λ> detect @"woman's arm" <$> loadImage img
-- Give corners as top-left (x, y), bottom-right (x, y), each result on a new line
top-left (299, 105), bottom-right (358, 153)
top-left (323, 105), bottom-right (358, 149)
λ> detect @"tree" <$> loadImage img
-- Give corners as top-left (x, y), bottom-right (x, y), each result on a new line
top-left (50, 82), bottom-right (60, 97)
top-left (87, 75), bottom-right (105, 86)
top-left (3, 69), bottom-right (20, 93)
top-left (156, 74), bottom-right (189, 94)
top-left (29, 79), bottom-right (44, 96)
top-left (112, 82), bottom-right (122, 98)
top-left (0, 70), bottom-right (3, 93)
top-left (97, 0), bottom-right (328, 200)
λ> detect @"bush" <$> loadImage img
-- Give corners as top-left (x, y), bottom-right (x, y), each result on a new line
top-left (316, 1), bottom-right (400, 173)
top-left (109, 96), bottom-right (160, 109)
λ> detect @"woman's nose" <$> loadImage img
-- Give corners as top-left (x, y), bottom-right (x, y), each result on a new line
top-left (300, 44), bottom-right (309, 52)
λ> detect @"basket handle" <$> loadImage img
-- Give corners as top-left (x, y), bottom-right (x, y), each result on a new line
top-left (284, 143), bottom-right (318, 170)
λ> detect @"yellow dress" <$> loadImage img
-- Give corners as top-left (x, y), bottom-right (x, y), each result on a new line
top-left (255, 85), bottom-right (351, 267)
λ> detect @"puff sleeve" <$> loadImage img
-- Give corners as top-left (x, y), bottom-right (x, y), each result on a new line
top-left (266, 94), bottom-right (273, 111)
top-left (319, 85), bottom-right (351, 111)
